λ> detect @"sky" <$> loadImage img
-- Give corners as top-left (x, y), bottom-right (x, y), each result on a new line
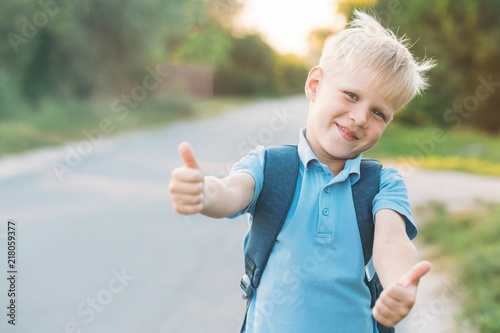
top-left (237, 0), bottom-right (345, 56)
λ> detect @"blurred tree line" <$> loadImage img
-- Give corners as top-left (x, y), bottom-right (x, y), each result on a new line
top-left (0, 0), bottom-right (308, 120)
top-left (339, 0), bottom-right (500, 133)
top-left (2, 0), bottom-right (499, 134)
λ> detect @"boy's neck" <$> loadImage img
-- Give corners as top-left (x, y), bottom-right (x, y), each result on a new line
top-left (304, 133), bottom-right (347, 177)
top-left (327, 161), bottom-right (346, 177)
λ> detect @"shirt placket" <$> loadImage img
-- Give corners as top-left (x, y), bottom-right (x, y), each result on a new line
top-left (315, 165), bottom-right (335, 238)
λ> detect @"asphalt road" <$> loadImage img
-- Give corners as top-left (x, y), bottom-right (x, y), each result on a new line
top-left (1, 95), bottom-right (499, 333)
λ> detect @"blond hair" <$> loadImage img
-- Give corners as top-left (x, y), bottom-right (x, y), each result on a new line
top-left (318, 10), bottom-right (435, 111)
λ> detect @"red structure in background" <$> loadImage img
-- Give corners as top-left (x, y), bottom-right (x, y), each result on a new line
top-left (156, 64), bottom-right (214, 98)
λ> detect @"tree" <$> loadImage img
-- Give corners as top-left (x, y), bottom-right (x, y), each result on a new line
top-left (0, 0), bottom-right (216, 104)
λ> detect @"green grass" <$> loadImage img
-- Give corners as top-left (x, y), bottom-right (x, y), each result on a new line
top-left (418, 202), bottom-right (500, 332)
top-left (0, 96), bottom-right (260, 158)
top-left (365, 122), bottom-right (500, 175)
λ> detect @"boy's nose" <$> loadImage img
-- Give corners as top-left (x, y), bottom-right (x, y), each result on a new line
top-left (349, 108), bottom-right (369, 128)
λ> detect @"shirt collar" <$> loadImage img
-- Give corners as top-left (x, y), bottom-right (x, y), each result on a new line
top-left (297, 127), bottom-right (362, 184)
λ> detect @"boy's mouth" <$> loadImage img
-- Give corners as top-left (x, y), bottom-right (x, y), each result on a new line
top-left (336, 123), bottom-right (359, 140)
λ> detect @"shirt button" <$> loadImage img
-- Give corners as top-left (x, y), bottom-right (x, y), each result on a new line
top-left (317, 167), bottom-right (323, 173)
top-left (322, 208), bottom-right (329, 216)
top-left (324, 187), bottom-right (331, 194)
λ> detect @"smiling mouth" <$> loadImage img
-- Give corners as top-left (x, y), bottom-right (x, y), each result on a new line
top-left (336, 123), bottom-right (359, 140)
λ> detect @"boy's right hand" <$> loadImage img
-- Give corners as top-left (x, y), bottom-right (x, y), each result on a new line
top-left (169, 142), bottom-right (205, 215)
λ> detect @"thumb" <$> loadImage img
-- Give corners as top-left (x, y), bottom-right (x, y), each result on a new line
top-left (179, 141), bottom-right (200, 169)
top-left (398, 261), bottom-right (432, 288)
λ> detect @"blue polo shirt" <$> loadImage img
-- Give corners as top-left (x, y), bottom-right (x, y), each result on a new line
top-left (229, 128), bottom-right (417, 333)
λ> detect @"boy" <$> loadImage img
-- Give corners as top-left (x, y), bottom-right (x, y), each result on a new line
top-left (169, 10), bottom-right (435, 332)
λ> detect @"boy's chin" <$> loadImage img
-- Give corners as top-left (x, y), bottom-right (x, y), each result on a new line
top-left (326, 150), bottom-right (361, 161)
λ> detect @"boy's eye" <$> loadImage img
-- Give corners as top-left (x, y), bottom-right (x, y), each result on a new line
top-left (346, 92), bottom-right (358, 100)
top-left (372, 109), bottom-right (385, 119)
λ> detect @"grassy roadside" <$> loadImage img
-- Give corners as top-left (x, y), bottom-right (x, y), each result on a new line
top-left (417, 202), bottom-right (500, 332)
top-left (0, 96), bottom-right (261, 158)
top-left (365, 123), bottom-right (500, 176)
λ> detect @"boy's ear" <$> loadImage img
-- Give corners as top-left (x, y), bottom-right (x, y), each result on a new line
top-left (305, 66), bottom-right (323, 102)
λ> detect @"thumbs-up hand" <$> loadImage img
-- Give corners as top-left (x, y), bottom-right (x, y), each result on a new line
top-left (169, 142), bottom-right (205, 215)
top-left (372, 261), bottom-right (431, 327)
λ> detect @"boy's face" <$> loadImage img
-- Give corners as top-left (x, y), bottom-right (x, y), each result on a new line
top-left (305, 66), bottom-right (396, 166)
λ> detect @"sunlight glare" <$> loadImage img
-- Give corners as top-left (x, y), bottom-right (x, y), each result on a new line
top-left (237, 0), bottom-right (344, 56)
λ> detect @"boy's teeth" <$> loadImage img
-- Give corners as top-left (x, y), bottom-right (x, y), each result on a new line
top-left (342, 127), bottom-right (355, 138)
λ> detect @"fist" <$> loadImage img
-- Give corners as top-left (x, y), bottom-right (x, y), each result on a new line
top-left (169, 141), bottom-right (205, 215)
top-left (373, 261), bottom-right (432, 327)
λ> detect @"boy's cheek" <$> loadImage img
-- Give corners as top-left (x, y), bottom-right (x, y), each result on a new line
top-left (370, 128), bottom-right (386, 143)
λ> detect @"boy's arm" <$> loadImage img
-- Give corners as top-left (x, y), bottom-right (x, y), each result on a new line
top-left (373, 209), bottom-right (418, 287)
top-left (200, 173), bottom-right (255, 218)
top-left (372, 209), bottom-right (431, 327)
top-left (169, 142), bottom-right (255, 218)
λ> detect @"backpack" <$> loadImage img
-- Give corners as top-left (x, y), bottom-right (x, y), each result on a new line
top-left (239, 145), bottom-right (394, 333)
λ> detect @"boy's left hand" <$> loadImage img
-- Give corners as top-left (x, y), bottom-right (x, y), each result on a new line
top-left (372, 261), bottom-right (431, 327)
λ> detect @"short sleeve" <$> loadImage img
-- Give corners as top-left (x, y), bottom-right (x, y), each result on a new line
top-left (372, 166), bottom-right (418, 240)
top-left (227, 146), bottom-right (266, 219)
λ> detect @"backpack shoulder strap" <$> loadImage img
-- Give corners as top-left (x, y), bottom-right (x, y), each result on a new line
top-left (353, 158), bottom-right (395, 333)
top-left (240, 144), bottom-right (299, 300)
top-left (352, 158), bottom-right (382, 277)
